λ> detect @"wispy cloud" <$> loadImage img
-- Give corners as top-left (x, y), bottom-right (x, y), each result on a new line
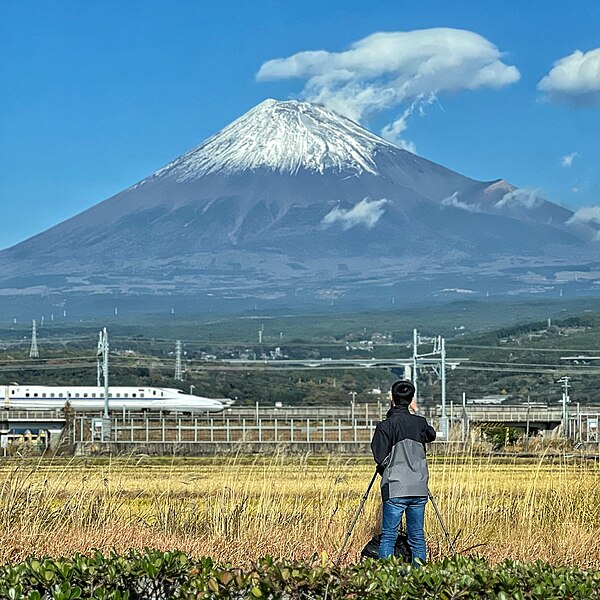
top-left (380, 93), bottom-right (437, 152)
top-left (567, 206), bottom-right (600, 240)
top-left (561, 152), bottom-right (579, 167)
top-left (495, 188), bottom-right (543, 210)
top-left (567, 206), bottom-right (600, 226)
top-left (538, 48), bottom-right (600, 107)
top-left (441, 192), bottom-right (481, 212)
top-left (258, 29), bottom-right (520, 147)
top-left (322, 198), bottom-right (388, 230)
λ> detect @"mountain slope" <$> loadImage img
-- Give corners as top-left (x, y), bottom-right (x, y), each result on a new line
top-left (1, 99), bottom-right (598, 314)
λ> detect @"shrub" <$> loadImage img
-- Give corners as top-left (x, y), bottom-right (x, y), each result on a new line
top-left (1, 550), bottom-right (600, 599)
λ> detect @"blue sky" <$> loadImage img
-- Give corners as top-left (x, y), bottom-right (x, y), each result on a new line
top-left (2, 0), bottom-right (600, 250)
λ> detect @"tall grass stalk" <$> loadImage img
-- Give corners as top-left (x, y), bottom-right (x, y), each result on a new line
top-left (0, 455), bottom-right (597, 567)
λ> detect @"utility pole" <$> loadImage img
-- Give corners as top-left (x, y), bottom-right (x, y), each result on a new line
top-left (96, 328), bottom-right (111, 441)
top-left (412, 329), bottom-right (448, 440)
top-left (412, 329), bottom-right (418, 400)
top-left (525, 395), bottom-right (531, 451)
top-left (461, 391), bottom-right (469, 447)
top-left (29, 319), bottom-right (39, 358)
top-left (558, 376), bottom-right (571, 438)
top-left (174, 340), bottom-right (183, 381)
top-left (96, 328), bottom-right (109, 419)
top-left (440, 336), bottom-right (448, 438)
top-left (97, 331), bottom-right (103, 386)
top-left (102, 329), bottom-right (109, 420)
top-left (349, 391), bottom-right (356, 424)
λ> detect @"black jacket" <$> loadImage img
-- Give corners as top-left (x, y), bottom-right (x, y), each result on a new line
top-left (371, 404), bottom-right (436, 500)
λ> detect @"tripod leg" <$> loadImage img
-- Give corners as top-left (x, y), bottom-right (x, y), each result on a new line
top-left (428, 490), bottom-right (456, 554)
top-left (335, 470), bottom-right (378, 567)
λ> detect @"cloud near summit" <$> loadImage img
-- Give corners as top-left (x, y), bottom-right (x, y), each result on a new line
top-left (257, 28), bottom-right (520, 146)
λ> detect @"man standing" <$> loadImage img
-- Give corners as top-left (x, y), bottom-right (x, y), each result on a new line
top-left (371, 379), bottom-right (437, 565)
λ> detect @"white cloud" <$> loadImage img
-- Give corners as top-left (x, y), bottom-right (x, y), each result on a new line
top-left (567, 206), bottom-right (600, 226)
top-left (538, 48), bottom-right (600, 107)
top-left (257, 28), bottom-right (520, 141)
top-left (441, 192), bottom-right (481, 212)
top-left (380, 93), bottom-right (437, 152)
top-left (495, 188), bottom-right (543, 210)
top-left (380, 105), bottom-right (416, 152)
top-left (322, 198), bottom-right (388, 230)
top-left (561, 152), bottom-right (579, 167)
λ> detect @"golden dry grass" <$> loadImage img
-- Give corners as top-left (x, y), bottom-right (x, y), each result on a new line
top-left (0, 453), bottom-right (598, 568)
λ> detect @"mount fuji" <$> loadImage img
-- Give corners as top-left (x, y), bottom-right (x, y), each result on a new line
top-left (1, 99), bottom-right (599, 315)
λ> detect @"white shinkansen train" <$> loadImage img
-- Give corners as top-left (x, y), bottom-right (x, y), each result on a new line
top-left (0, 384), bottom-right (232, 413)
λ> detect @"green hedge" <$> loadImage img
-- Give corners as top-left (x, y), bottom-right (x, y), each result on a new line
top-left (1, 550), bottom-right (599, 599)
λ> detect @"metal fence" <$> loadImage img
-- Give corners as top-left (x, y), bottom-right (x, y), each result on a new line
top-left (70, 403), bottom-right (600, 450)
top-left (569, 413), bottom-right (599, 442)
top-left (74, 413), bottom-right (379, 447)
top-left (2, 403), bottom-right (599, 454)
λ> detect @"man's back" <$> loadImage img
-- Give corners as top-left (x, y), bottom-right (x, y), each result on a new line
top-left (371, 404), bottom-right (436, 500)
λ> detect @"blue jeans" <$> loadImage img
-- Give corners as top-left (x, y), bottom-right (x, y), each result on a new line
top-left (379, 496), bottom-right (427, 566)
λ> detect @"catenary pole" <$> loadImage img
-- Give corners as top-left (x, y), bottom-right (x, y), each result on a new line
top-left (412, 328), bottom-right (418, 400)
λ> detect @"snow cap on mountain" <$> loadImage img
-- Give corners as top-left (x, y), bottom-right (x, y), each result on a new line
top-left (155, 99), bottom-right (398, 180)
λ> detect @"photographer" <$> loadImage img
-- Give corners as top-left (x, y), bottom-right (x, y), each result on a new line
top-left (371, 379), bottom-right (436, 565)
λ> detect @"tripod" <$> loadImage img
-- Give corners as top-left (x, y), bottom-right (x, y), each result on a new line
top-left (334, 471), bottom-right (456, 566)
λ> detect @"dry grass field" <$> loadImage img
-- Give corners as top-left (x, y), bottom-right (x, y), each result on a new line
top-left (0, 454), bottom-right (598, 568)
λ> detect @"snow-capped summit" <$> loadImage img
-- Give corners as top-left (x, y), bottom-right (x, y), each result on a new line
top-left (0, 97), bottom-right (594, 317)
top-left (154, 99), bottom-right (397, 180)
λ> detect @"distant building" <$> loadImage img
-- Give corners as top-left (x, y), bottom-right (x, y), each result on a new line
top-left (466, 395), bottom-right (508, 405)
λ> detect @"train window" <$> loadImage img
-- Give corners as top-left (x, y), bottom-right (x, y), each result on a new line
top-left (34, 393), bottom-right (38, 397)
top-left (50, 393), bottom-right (55, 398)
top-left (132, 393), bottom-right (136, 398)
top-left (59, 393), bottom-right (63, 397)
top-left (123, 393), bottom-right (128, 398)
top-left (75, 393), bottom-right (80, 398)
top-left (153, 390), bottom-right (156, 395)
top-left (25, 393), bottom-right (30, 397)
top-left (83, 393), bottom-right (88, 398)
top-left (42, 393), bottom-right (47, 397)
top-left (108, 393), bottom-right (113, 398)
top-left (140, 393), bottom-right (144, 398)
